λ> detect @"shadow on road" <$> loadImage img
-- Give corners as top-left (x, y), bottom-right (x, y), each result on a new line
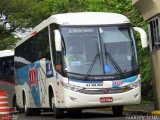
top-left (39, 110), bottom-right (126, 119)
top-left (16, 109), bottom-right (127, 120)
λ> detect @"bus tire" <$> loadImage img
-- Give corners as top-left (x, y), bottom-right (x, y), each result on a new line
top-left (23, 95), bottom-right (32, 116)
top-left (13, 95), bottom-right (23, 113)
top-left (67, 109), bottom-right (82, 117)
top-left (51, 95), bottom-right (63, 119)
top-left (19, 108), bottom-right (24, 113)
top-left (112, 106), bottom-right (123, 116)
top-left (12, 95), bottom-right (16, 108)
top-left (13, 95), bottom-right (19, 111)
top-left (32, 108), bottom-right (41, 116)
top-left (54, 108), bottom-right (63, 119)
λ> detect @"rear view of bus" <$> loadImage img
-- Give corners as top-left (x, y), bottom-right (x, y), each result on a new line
top-left (0, 50), bottom-right (15, 108)
top-left (14, 12), bottom-right (147, 118)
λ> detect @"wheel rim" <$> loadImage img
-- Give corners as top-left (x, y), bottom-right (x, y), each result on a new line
top-left (51, 97), bottom-right (55, 111)
top-left (24, 100), bottom-right (27, 112)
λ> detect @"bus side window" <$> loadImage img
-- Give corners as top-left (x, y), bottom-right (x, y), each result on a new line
top-left (45, 46), bottom-right (51, 60)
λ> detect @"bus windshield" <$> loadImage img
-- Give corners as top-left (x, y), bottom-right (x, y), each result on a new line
top-left (61, 26), bottom-right (138, 76)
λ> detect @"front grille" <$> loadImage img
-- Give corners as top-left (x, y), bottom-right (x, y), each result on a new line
top-left (78, 87), bottom-right (132, 95)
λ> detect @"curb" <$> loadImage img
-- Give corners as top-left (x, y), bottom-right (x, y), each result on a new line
top-left (148, 111), bottom-right (160, 116)
top-left (101, 107), bottom-right (160, 116)
top-left (124, 108), bottom-right (150, 115)
top-left (124, 108), bottom-right (160, 116)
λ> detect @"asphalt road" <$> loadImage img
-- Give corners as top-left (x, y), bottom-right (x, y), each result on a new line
top-left (9, 109), bottom-right (160, 120)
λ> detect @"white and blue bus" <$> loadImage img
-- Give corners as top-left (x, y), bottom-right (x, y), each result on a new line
top-left (0, 50), bottom-right (15, 108)
top-left (14, 12), bottom-right (148, 118)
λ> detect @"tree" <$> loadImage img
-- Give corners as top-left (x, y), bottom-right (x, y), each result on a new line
top-left (0, 0), bottom-right (38, 49)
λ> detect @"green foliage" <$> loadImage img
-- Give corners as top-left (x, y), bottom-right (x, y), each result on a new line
top-left (0, 0), bottom-right (152, 101)
top-left (0, 0), bottom-right (37, 49)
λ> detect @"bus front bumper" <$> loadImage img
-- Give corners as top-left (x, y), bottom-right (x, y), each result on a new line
top-left (63, 86), bottom-right (141, 108)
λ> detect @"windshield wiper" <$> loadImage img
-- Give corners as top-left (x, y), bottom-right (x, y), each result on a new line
top-left (104, 44), bottom-right (124, 77)
top-left (84, 52), bottom-right (100, 80)
top-left (84, 42), bottom-right (100, 80)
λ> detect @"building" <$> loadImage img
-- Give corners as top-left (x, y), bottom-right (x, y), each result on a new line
top-left (132, 0), bottom-right (160, 110)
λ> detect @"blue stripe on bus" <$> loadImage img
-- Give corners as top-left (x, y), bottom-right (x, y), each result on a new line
top-left (122, 76), bottom-right (137, 83)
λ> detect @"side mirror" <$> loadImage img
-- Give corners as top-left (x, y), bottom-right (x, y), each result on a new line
top-left (54, 30), bottom-right (62, 51)
top-left (133, 27), bottom-right (148, 48)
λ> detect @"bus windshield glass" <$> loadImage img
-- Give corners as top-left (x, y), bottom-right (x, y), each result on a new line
top-left (60, 26), bottom-right (138, 76)
top-left (101, 26), bottom-right (138, 75)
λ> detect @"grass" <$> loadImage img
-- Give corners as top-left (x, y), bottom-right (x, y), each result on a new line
top-left (141, 99), bottom-right (153, 105)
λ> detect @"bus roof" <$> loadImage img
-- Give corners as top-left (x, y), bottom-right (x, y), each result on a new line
top-left (0, 50), bottom-right (14, 58)
top-left (15, 12), bottom-right (130, 48)
top-left (49, 12), bottom-right (130, 25)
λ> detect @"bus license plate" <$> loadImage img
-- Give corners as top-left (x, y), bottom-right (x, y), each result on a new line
top-left (100, 97), bottom-right (113, 103)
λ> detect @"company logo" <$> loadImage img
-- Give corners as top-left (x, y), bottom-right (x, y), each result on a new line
top-left (113, 81), bottom-right (122, 85)
top-left (46, 60), bottom-right (54, 78)
top-left (112, 80), bottom-right (122, 87)
top-left (28, 67), bottom-right (37, 88)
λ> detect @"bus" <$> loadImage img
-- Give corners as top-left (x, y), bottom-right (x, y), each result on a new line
top-left (0, 50), bottom-right (15, 108)
top-left (14, 12), bottom-right (148, 118)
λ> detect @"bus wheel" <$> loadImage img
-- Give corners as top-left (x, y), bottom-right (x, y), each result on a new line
top-left (67, 109), bottom-right (82, 117)
top-left (24, 95), bottom-right (32, 116)
top-left (13, 95), bottom-right (16, 108)
top-left (51, 96), bottom-right (63, 119)
top-left (112, 106), bottom-right (123, 116)
top-left (32, 108), bottom-right (41, 116)
top-left (13, 95), bottom-right (23, 113)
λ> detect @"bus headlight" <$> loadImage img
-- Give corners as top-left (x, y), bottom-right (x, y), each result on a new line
top-left (61, 82), bottom-right (85, 91)
top-left (126, 81), bottom-right (141, 89)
